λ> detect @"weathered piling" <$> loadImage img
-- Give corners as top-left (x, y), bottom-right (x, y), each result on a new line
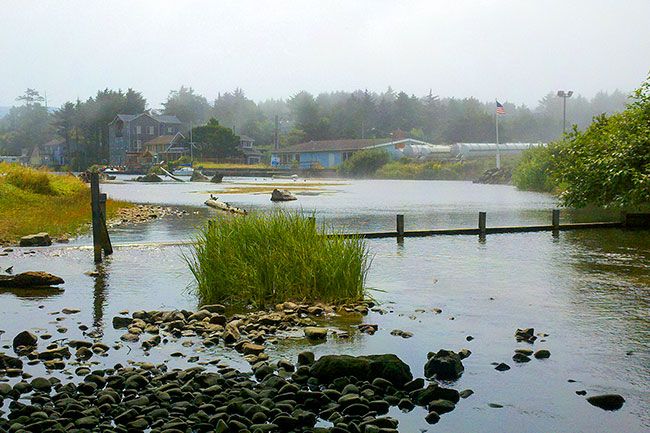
top-left (90, 172), bottom-right (113, 263)
top-left (396, 214), bottom-right (405, 237)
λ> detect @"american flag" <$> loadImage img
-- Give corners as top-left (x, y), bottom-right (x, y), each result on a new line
top-left (496, 100), bottom-right (506, 115)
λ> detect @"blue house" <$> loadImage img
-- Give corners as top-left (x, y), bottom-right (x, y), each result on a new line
top-left (271, 138), bottom-right (449, 169)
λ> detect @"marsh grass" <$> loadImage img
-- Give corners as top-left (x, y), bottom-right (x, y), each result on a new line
top-left (0, 163), bottom-right (129, 242)
top-left (186, 211), bottom-right (370, 308)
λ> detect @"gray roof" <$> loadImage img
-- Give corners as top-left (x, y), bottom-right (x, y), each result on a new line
top-left (153, 114), bottom-right (182, 124)
top-left (111, 113), bottom-right (182, 125)
top-left (239, 134), bottom-right (255, 142)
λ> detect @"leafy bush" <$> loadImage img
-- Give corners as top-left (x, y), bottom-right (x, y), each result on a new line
top-left (339, 149), bottom-right (390, 177)
top-left (512, 145), bottom-right (557, 192)
top-left (186, 212), bottom-right (370, 308)
top-left (513, 74), bottom-right (650, 208)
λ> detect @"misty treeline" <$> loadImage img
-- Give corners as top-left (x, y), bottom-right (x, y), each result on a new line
top-left (0, 85), bottom-right (629, 167)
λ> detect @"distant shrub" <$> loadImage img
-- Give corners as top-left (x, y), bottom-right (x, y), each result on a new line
top-left (339, 149), bottom-right (390, 177)
top-left (512, 145), bottom-right (557, 192)
top-left (186, 211), bottom-right (370, 308)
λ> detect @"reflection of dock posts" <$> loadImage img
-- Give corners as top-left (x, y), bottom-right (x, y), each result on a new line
top-left (552, 209), bottom-right (561, 237)
top-left (90, 173), bottom-right (113, 263)
top-left (396, 214), bottom-right (405, 237)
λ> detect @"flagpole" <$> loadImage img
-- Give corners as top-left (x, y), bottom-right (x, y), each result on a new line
top-left (495, 108), bottom-right (501, 170)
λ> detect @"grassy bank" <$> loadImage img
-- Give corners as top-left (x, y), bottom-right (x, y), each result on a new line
top-left (187, 212), bottom-right (369, 308)
top-left (0, 163), bottom-right (129, 243)
top-left (375, 156), bottom-right (520, 181)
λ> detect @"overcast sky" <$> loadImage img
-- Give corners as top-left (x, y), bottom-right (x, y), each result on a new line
top-left (1, 0), bottom-right (648, 108)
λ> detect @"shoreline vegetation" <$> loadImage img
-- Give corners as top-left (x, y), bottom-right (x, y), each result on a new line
top-left (511, 74), bottom-right (649, 209)
top-left (0, 163), bottom-right (131, 244)
top-left (187, 211), bottom-right (369, 308)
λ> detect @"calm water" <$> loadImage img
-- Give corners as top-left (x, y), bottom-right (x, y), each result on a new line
top-left (1, 177), bottom-right (648, 432)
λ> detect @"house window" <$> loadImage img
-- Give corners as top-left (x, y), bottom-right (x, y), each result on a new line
top-left (148, 126), bottom-right (155, 135)
top-left (136, 126), bottom-right (142, 134)
top-left (343, 152), bottom-right (353, 161)
top-left (242, 140), bottom-right (252, 148)
top-left (136, 139), bottom-right (142, 150)
top-left (167, 127), bottom-right (172, 133)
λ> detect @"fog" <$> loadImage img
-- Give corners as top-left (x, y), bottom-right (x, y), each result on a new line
top-left (1, 0), bottom-right (648, 107)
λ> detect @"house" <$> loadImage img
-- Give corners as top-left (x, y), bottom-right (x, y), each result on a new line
top-left (143, 132), bottom-right (187, 162)
top-left (271, 138), bottom-right (451, 169)
top-left (108, 113), bottom-right (183, 165)
top-left (238, 135), bottom-right (262, 164)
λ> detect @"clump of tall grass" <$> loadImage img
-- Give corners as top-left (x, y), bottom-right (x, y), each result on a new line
top-left (186, 211), bottom-right (370, 308)
top-left (0, 163), bottom-right (128, 242)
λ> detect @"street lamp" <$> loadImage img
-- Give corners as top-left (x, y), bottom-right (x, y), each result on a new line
top-left (556, 90), bottom-right (573, 134)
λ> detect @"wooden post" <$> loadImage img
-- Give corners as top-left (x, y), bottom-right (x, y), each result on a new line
top-left (478, 212), bottom-right (486, 235)
top-left (396, 214), bottom-right (404, 237)
top-left (98, 193), bottom-right (113, 256)
top-left (552, 209), bottom-right (560, 231)
top-left (90, 173), bottom-right (102, 263)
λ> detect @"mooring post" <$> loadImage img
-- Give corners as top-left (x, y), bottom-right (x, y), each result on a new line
top-left (98, 193), bottom-right (113, 256)
top-left (552, 209), bottom-right (560, 231)
top-left (396, 214), bottom-right (405, 237)
top-left (478, 212), bottom-right (487, 235)
top-left (90, 172), bottom-right (102, 263)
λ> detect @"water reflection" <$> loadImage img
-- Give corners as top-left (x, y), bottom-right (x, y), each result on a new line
top-left (91, 260), bottom-right (110, 329)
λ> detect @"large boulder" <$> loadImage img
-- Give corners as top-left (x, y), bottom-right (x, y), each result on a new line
top-left (19, 233), bottom-right (51, 247)
top-left (270, 189), bottom-right (297, 202)
top-left (12, 331), bottom-right (38, 351)
top-left (0, 272), bottom-right (64, 288)
top-left (310, 354), bottom-right (412, 387)
top-left (424, 349), bottom-right (464, 380)
top-left (587, 394), bottom-right (625, 411)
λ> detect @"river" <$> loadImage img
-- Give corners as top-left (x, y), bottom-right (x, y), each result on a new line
top-left (1, 176), bottom-right (648, 432)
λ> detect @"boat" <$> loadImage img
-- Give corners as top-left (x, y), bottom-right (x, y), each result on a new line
top-left (204, 196), bottom-right (247, 215)
top-left (172, 166), bottom-right (194, 176)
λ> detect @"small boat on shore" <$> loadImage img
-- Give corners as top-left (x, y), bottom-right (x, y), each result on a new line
top-left (204, 196), bottom-right (247, 215)
top-left (272, 174), bottom-right (299, 180)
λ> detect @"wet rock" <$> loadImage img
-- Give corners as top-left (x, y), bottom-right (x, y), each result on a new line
top-left (358, 324), bottom-right (378, 335)
top-left (12, 330), bottom-right (38, 351)
top-left (190, 170), bottom-right (210, 182)
top-left (242, 342), bottom-right (265, 355)
top-left (428, 399), bottom-right (456, 414)
top-left (534, 349), bottom-right (551, 359)
top-left (112, 316), bottom-right (133, 328)
top-left (424, 349), bottom-right (464, 380)
top-left (270, 189), bottom-right (297, 201)
top-left (38, 346), bottom-right (71, 360)
top-left (488, 403), bottom-right (504, 408)
top-left (120, 332), bottom-right (139, 342)
top-left (68, 340), bottom-right (93, 349)
top-left (62, 308), bottom-right (80, 314)
top-left (390, 329), bottom-right (413, 338)
top-left (19, 233), bottom-right (51, 247)
top-left (512, 353), bottom-right (531, 363)
top-left (310, 354), bottom-right (412, 387)
top-left (304, 327), bottom-right (328, 340)
top-left (587, 394), bottom-right (625, 411)
top-left (75, 347), bottom-right (93, 360)
top-left (0, 272), bottom-right (64, 288)
top-left (515, 328), bottom-right (537, 343)
top-left (458, 348), bottom-right (472, 359)
top-left (0, 353), bottom-right (23, 369)
top-left (298, 351), bottom-right (315, 366)
top-left (30, 377), bottom-right (51, 392)
top-left (202, 304), bottom-right (226, 314)
top-left (576, 390), bottom-right (587, 396)
top-left (495, 363), bottom-right (510, 371)
top-left (460, 389), bottom-right (474, 399)
top-left (425, 411), bottom-right (440, 424)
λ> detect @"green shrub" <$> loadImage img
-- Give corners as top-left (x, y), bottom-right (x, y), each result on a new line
top-left (512, 145), bottom-right (557, 192)
top-left (186, 211), bottom-right (370, 308)
top-left (339, 149), bottom-right (390, 177)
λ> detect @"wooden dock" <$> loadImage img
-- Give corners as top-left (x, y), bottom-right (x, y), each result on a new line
top-left (329, 211), bottom-right (648, 239)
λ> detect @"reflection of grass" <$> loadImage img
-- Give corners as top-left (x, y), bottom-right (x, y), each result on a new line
top-left (0, 163), bottom-right (130, 243)
top-left (186, 211), bottom-right (370, 308)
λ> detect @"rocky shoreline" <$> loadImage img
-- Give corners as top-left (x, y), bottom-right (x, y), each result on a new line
top-left (109, 205), bottom-right (188, 227)
top-left (0, 300), bottom-right (627, 432)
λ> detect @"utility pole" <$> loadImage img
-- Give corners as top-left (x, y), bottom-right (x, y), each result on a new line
top-left (557, 90), bottom-right (573, 134)
top-left (274, 115), bottom-right (279, 150)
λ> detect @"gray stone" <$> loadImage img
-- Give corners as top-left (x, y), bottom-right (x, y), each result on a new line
top-left (424, 349), bottom-right (464, 380)
top-left (19, 233), bottom-right (51, 247)
top-left (587, 394), bottom-right (625, 411)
